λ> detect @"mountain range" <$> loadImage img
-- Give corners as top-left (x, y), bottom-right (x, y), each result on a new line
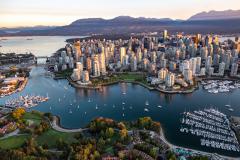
top-left (0, 10), bottom-right (240, 36)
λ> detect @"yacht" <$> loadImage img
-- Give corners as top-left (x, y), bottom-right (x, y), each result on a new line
top-left (228, 108), bottom-right (234, 112)
top-left (144, 108), bottom-right (149, 112)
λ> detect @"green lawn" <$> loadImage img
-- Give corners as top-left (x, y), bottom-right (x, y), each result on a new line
top-left (22, 112), bottom-right (43, 126)
top-left (118, 73), bottom-right (144, 80)
top-left (0, 135), bottom-right (30, 149)
top-left (36, 129), bottom-right (77, 148)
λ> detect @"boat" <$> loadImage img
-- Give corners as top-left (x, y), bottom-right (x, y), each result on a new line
top-left (88, 98), bottom-right (91, 102)
top-left (122, 92), bottom-right (126, 95)
top-left (145, 101), bottom-right (149, 106)
top-left (122, 113), bottom-right (125, 117)
top-left (84, 112), bottom-right (87, 115)
top-left (77, 105), bottom-right (80, 109)
top-left (96, 104), bottom-right (98, 110)
top-left (228, 108), bottom-right (234, 112)
top-left (129, 106), bottom-right (133, 109)
top-left (59, 98), bottom-right (61, 102)
top-left (26, 38), bottom-right (33, 40)
top-left (69, 110), bottom-right (72, 114)
top-left (157, 105), bottom-right (162, 108)
top-left (225, 104), bottom-right (231, 107)
top-left (144, 108), bottom-right (149, 112)
top-left (50, 106), bottom-right (52, 110)
top-left (122, 102), bottom-right (125, 105)
top-left (113, 105), bottom-right (115, 108)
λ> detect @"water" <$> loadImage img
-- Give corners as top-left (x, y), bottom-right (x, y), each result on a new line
top-left (0, 36), bottom-right (239, 157)
top-left (0, 36), bottom-right (82, 56)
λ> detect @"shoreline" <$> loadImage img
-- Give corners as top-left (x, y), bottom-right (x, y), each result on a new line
top-left (0, 78), bottom-right (28, 98)
top-left (66, 76), bottom-right (200, 94)
top-left (50, 114), bottom-right (240, 159)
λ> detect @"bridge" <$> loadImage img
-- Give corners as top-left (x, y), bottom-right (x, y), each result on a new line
top-left (34, 56), bottom-right (50, 65)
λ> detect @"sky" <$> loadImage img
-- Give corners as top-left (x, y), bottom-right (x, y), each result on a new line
top-left (0, 0), bottom-right (239, 27)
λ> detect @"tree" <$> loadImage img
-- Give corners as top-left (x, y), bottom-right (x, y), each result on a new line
top-left (119, 128), bottom-right (128, 140)
top-left (12, 107), bottom-right (26, 120)
top-left (105, 127), bottom-right (114, 138)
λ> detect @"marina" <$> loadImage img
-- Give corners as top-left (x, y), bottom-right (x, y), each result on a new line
top-left (202, 80), bottom-right (240, 94)
top-left (180, 108), bottom-right (240, 152)
top-left (4, 95), bottom-right (49, 108)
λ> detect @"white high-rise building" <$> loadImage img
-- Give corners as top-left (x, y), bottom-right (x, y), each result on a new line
top-left (231, 63), bottom-right (238, 76)
top-left (71, 68), bottom-right (81, 81)
top-left (92, 55), bottom-right (100, 77)
top-left (196, 57), bottom-right (201, 74)
top-left (76, 62), bottom-right (83, 80)
top-left (190, 58), bottom-right (197, 76)
top-left (82, 70), bottom-right (90, 83)
top-left (158, 68), bottom-right (168, 81)
top-left (218, 62), bottom-right (225, 76)
top-left (165, 72), bottom-right (175, 87)
top-left (120, 47), bottom-right (126, 65)
top-left (183, 69), bottom-right (193, 82)
top-left (98, 52), bottom-right (107, 75)
top-left (205, 56), bottom-right (212, 70)
top-left (130, 56), bottom-right (137, 71)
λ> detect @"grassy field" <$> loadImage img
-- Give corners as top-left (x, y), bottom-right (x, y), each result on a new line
top-left (36, 129), bottom-right (77, 148)
top-left (22, 112), bottom-right (43, 126)
top-left (55, 69), bottom-right (73, 78)
top-left (0, 135), bottom-right (30, 149)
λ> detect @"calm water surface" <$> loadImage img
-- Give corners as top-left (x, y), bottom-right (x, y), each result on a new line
top-left (0, 36), bottom-right (239, 157)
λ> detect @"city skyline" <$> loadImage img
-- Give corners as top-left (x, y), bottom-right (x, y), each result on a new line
top-left (0, 0), bottom-right (240, 27)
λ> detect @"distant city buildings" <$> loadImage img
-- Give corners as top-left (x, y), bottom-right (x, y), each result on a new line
top-left (53, 31), bottom-right (240, 89)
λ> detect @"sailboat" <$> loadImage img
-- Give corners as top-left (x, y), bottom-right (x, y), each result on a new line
top-left (145, 100), bottom-right (149, 106)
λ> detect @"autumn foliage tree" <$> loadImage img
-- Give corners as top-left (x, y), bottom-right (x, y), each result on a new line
top-left (12, 107), bottom-right (26, 120)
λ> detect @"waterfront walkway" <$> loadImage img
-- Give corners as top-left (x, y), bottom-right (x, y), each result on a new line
top-left (51, 116), bottom-right (87, 133)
